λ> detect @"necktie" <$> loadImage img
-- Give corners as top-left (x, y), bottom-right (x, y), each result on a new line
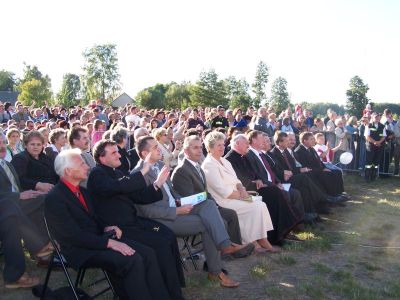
top-left (259, 153), bottom-right (276, 184)
top-left (195, 164), bottom-right (204, 183)
top-left (75, 190), bottom-right (89, 212)
top-left (152, 165), bottom-right (176, 207)
top-left (282, 151), bottom-right (293, 171)
top-left (0, 160), bottom-right (19, 192)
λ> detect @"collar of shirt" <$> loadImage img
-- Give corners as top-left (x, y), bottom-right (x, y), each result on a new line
top-left (61, 177), bottom-right (80, 194)
top-left (249, 147), bottom-right (261, 156)
top-left (185, 157), bottom-right (200, 168)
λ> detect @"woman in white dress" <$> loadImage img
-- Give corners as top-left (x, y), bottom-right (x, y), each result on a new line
top-left (202, 131), bottom-right (280, 252)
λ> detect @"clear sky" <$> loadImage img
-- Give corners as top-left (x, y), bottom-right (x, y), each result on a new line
top-left (1, 0), bottom-right (399, 104)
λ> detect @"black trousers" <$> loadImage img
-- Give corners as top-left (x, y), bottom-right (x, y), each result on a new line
top-left (0, 216), bottom-right (26, 283)
top-left (218, 206), bottom-right (242, 245)
top-left (121, 217), bottom-right (185, 300)
top-left (366, 144), bottom-right (384, 166)
top-left (258, 186), bottom-right (302, 244)
top-left (288, 173), bottom-right (327, 213)
top-left (82, 239), bottom-right (170, 300)
top-left (307, 170), bottom-right (344, 196)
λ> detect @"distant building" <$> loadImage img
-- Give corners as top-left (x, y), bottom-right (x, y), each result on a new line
top-left (111, 92), bottom-right (135, 107)
top-left (0, 91), bottom-right (19, 105)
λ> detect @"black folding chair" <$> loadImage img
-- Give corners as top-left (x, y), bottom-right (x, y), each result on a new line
top-left (41, 216), bottom-right (116, 300)
top-left (180, 234), bottom-right (203, 271)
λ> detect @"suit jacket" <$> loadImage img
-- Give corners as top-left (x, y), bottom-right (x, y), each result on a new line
top-left (0, 161), bottom-right (22, 211)
top-left (270, 147), bottom-right (301, 176)
top-left (294, 144), bottom-right (325, 171)
top-left (44, 181), bottom-right (109, 269)
top-left (244, 149), bottom-right (277, 186)
top-left (133, 160), bottom-right (180, 221)
top-left (171, 158), bottom-right (214, 201)
top-left (87, 164), bottom-right (162, 228)
top-left (11, 150), bottom-right (58, 191)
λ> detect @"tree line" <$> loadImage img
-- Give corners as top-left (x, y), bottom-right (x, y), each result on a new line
top-left (0, 44), bottom-right (398, 118)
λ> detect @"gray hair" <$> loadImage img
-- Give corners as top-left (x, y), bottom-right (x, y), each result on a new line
top-left (54, 148), bottom-right (82, 177)
top-left (230, 134), bottom-right (247, 148)
top-left (183, 135), bottom-right (201, 150)
top-left (204, 131), bottom-right (225, 153)
top-left (134, 127), bottom-right (149, 140)
top-left (110, 127), bottom-right (128, 144)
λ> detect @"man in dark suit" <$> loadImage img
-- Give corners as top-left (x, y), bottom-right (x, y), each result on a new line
top-left (45, 148), bottom-right (170, 300)
top-left (245, 131), bottom-right (305, 221)
top-left (87, 140), bottom-right (185, 299)
top-left (270, 131), bottom-right (331, 213)
top-left (294, 132), bottom-right (345, 198)
top-left (225, 133), bottom-right (302, 244)
top-left (133, 136), bottom-right (253, 288)
top-left (171, 135), bottom-right (243, 246)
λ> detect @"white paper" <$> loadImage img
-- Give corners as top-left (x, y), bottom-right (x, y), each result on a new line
top-left (282, 183), bottom-right (291, 192)
top-left (180, 192), bottom-right (207, 206)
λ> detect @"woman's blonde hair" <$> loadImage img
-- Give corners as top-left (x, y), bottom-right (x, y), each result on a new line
top-left (204, 131), bottom-right (225, 153)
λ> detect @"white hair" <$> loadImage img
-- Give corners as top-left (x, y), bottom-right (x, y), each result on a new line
top-left (54, 148), bottom-right (82, 177)
top-left (230, 134), bottom-right (247, 148)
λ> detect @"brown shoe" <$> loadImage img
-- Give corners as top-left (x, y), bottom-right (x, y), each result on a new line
top-left (208, 272), bottom-right (240, 288)
top-left (5, 273), bottom-right (40, 289)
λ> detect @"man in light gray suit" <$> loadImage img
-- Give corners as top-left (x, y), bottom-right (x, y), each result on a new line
top-left (172, 135), bottom-right (243, 245)
top-left (133, 136), bottom-right (254, 288)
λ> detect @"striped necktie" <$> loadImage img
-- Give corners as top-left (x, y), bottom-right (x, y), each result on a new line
top-left (0, 160), bottom-right (20, 192)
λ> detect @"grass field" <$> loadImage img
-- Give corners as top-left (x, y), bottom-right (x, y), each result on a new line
top-left (1, 174), bottom-right (399, 299)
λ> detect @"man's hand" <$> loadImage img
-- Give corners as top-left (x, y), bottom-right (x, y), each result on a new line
top-left (35, 182), bottom-right (54, 193)
top-left (323, 168), bottom-right (331, 172)
top-left (154, 165), bottom-right (170, 188)
top-left (283, 170), bottom-right (292, 181)
top-left (141, 152), bottom-right (153, 176)
top-left (252, 180), bottom-right (266, 189)
top-left (176, 204), bottom-right (193, 215)
top-left (107, 239), bottom-right (135, 256)
top-left (277, 183), bottom-right (284, 190)
top-left (20, 190), bottom-right (43, 200)
top-left (300, 167), bottom-right (311, 173)
top-left (104, 226), bottom-right (122, 239)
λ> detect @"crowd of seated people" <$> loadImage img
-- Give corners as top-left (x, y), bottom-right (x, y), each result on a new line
top-left (1, 98), bottom-right (399, 298)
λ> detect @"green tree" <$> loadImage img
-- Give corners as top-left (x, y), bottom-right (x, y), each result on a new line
top-left (345, 76), bottom-right (369, 118)
top-left (57, 73), bottom-right (81, 107)
top-left (191, 69), bottom-right (228, 108)
top-left (82, 44), bottom-right (121, 102)
top-left (270, 77), bottom-right (291, 114)
top-left (225, 76), bottom-right (252, 110)
top-left (0, 70), bottom-right (16, 91)
top-left (135, 83), bottom-right (168, 109)
top-left (165, 82), bottom-right (192, 109)
top-left (17, 64), bottom-right (52, 106)
top-left (252, 61), bottom-right (269, 108)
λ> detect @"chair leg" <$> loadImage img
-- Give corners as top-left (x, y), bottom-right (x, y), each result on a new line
top-left (58, 255), bottom-right (80, 300)
top-left (40, 254), bottom-right (54, 300)
top-left (102, 269), bottom-right (117, 297)
top-left (183, 237), bottom-right (198, 270)
top-left (75, 268), bottom-right (82, 288)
